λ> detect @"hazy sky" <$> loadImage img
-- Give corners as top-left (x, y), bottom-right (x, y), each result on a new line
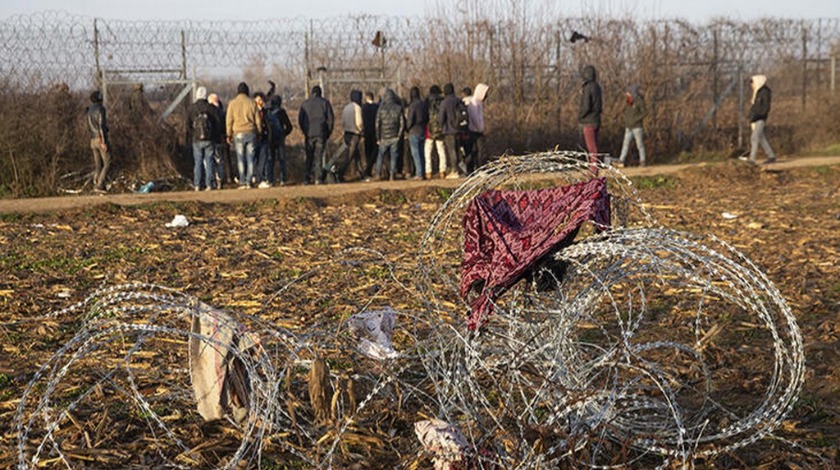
top-left (2, 0), bottom-right (839, 22)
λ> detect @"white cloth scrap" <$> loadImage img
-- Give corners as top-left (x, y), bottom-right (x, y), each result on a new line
top-left (347, 308), bottom-right (399, 360)
top-left (414, 419), bottom-right (470, 470)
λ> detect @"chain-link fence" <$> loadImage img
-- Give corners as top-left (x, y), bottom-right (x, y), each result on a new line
top-left (1, 11), bottom-right (839, 195)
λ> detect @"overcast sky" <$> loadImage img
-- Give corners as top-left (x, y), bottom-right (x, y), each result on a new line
top-left (1, 0), bottom-right (839, 22)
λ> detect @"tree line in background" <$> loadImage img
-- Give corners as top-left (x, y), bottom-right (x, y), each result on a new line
top-left (1, 6), bottom-right (839, 197)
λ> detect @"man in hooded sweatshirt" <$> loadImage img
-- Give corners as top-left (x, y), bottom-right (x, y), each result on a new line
top-left (439, 83), bottom-right (465, 178)
top-left (617, 84), bottom-right (647, 167)
top-left (424, 85), bottom-right (447, 179)
top-left (327, 89), bottom-right (364, 182)
top-left (578, 65), bottom-right (602, 169)
top-left (741, 75), bottom-right (776, 165)
top-left (462, 83), bottom-right (489, 173)
top-left (374, 88), bottom-right (406, 181)
top-left (226, 82), bottom-right (262, 189)
top-left (298, 85), bottom-right (335, 184)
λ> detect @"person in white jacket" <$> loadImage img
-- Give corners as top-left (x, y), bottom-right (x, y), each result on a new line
top-left (462, 83), bottom-right (489, 173)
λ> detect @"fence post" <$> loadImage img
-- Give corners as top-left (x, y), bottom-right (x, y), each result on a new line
top-left (831, 56), bottom-right (836, 96)
top-left (737, 65), bottom-right (744, 150)
top-left (93, 18), bottom-right (101, 88)
top-left (180, 30), bottom-right (187, 80)
top-left (304, 29), bottom-right (310, 99)
top-left (712, 28), bottom-right (719, 128)
top-left (801, 23), bottom-right (808, 110)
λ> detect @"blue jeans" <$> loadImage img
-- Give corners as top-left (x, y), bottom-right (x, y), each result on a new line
top-left (408, 134), bottom-right (425, 177)
top-left (192, 140), bottom-right (215, 189)
top-left (376, 138), bottom-right (400, 178)
top-left (234, 132), bottom-right (256, 186)
top-left (256, 140), bottom-right (274, 184)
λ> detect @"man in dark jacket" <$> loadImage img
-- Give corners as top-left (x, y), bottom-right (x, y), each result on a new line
top-left (578, 64), bottom-right (602, 169)
top-left (424, 85), bottom-right (447, 179)
top-left (187, 86), bottom-right (222, 190)
top-left (362, 91), bottom-right (379, 179)
top-left (269, 95), bottom-right (293, 185)
top-left (405, 86), bottom-right (428, 180)
top-left (438, 83), bottom-right (465, 178)
top-left (373, 88), bottom-right (406, 181)
top-left (744, 74), bottom-right (776, 164)
top-left (86, 90), bottom-right (111, 193)
top-left (298, 85), bottom-right (335, 184)
top-left (207, 93), bottom-right (230, 187)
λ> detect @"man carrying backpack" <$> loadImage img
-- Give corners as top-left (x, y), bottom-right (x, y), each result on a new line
top-left (187, 86), bottom-right (221, 191)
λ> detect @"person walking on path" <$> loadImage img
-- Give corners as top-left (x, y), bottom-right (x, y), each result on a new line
top-left (405, 86), bottom-right (428, 180)
top-left (86, 90), bottom-right (111, 193)
top-left (741, 74), bottom-right (777, 165)
top-left (374, 88), bottom-right (406, 181)
top-left (226, 82), bottom-right (262, 189)
top-left (298, 85), bottom-right (335, 184)
top-left (617, 83), bottom-right (647, 167)
top-left (187, 86), bottom-right (222, 190)
top-left (578, 65), bottom-right (603, 170)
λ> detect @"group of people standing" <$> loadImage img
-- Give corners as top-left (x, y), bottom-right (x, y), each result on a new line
top-left (85, 67), bottom-right (776, 192)
top-left (186, 80), bottom-right (489, 189)
top-left (188, 81), bottom-right (293, 191)
top-left (314, 81), bottom-right (490, 184)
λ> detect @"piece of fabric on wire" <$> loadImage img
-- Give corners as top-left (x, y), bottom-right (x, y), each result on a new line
top-left (189, 303), bottom-right (260, 422)
top-left (460, 177), bottom-right (610, 330)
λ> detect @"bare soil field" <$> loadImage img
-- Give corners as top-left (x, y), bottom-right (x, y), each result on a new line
top-left (0, 156), bottom-right (838, 468)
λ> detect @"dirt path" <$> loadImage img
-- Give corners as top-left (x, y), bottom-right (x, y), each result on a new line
top-left (2, 155), bottom-right (839, 214)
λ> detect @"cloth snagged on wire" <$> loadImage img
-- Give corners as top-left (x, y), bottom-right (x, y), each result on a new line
top-left (189, 303), bottom-right (260, 422)
top-left (347, 308), bottom-right (399, 360)
top-left (414, 419), bottom-right (471, 470)
top-left (460, 178), bottom-right (610, 330)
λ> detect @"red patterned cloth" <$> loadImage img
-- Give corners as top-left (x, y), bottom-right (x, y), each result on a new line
top-left (460, 178), bottom-right (610, 330)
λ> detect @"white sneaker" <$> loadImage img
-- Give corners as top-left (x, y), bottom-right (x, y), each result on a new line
top-left (258, 181), bottom-right (271, 189)
top-left (445, 172), bottom-right (460, 179)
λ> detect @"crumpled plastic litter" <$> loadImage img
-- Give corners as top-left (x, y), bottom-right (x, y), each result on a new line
top-left (165, 214), bottom-right (189, 228)
top-left (347, 308), bottom-right (399, 360)
top-left (136, 181), bottom-right (155, 193)
top-left (414, 419), bottom-right (470, 470)
top-left (721, 212), bottom-right (738, 219)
